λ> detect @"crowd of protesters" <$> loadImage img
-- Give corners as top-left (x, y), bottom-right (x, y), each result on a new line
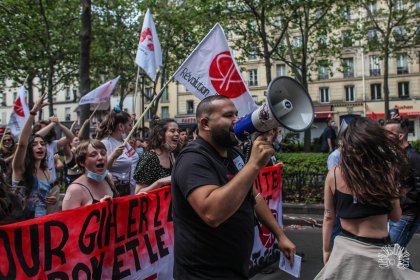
top-left (2, 92), bottom-right (420, 278)
top-left (0, 93), bottom-right (196, 224)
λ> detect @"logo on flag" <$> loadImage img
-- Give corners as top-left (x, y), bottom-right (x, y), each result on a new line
top-left (174, 23), bottom-right (256, 117)
top-left (140, 28), bottom-right (155, 51)
top-left (209, 51), bottom-right (247, 98)
top-left (8, 86), bottom-right (29, 139)
top-left (135, 9), bottom-right (162, 81)
top-left (79, 76), bottom-right (120, 105)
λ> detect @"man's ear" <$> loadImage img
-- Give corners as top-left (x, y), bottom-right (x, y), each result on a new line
top-left (199, 117), bottom-right (211, 131)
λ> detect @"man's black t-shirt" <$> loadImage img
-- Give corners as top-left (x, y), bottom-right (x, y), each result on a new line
top-left (321, 126), bottom-right (337, 152)
top-left (171, 138), bottom-right (255, 280)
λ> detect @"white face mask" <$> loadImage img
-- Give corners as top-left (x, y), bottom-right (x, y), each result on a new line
top-left (331, 122), bottom-right (336, 127)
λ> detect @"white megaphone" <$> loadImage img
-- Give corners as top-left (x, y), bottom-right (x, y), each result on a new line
top-left (234, 76), bottom-right (314, 141)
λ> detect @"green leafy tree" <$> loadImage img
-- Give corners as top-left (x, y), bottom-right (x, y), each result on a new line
top-left (276, 0), bottom-right (349, 151)
top-left (136, 0), bottom-right (226, 119)
top-left (0, 0), bottom-right (80, 117)
top-left (355, 0), bottom-right (420, 119)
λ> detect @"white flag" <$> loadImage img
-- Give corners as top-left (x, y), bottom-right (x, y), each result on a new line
top-left (135, 9), bottom-right (162, 81)
top-left (8, 86), bottom-right (30, 139)
top-left (79, 76), bottom-right (120, 105)
top-left (174, 23), bottom-right (257, 117)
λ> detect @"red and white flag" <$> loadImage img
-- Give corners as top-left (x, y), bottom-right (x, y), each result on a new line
top-left (174, 23), bottom-right (257, 117)
top-left (135, 9), bottom-right (162, 81)
top-left (8, 86), bottom-right (30, 139)
top-left (79, 76), bottom-right (120, 105)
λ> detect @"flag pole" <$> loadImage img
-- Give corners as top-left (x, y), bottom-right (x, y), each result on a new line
top-left (133, 67), bottom-right (140, 114)
top-left (88, 103), bottom-right (101, 120)
top-left (124, 73), bottom-right (175, 145)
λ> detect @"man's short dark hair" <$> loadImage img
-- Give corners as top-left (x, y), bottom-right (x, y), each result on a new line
top-left (196, 95), bottom-right (229, 118)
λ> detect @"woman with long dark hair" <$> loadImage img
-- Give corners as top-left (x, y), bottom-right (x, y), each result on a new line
top-left (12, 94), bottom-right (57, 218)
top-left (96, 107), bottom-right (139, 196)
top-left (316, 117), bottom-right (420, 279)
top-left (134, 118), bottom-right (179, 193)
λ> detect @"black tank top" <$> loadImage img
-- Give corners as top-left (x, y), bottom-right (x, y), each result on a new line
top-left (72, 182), bottom-right (118, 204)
top-left (333, 167), bottom-right (390, 219)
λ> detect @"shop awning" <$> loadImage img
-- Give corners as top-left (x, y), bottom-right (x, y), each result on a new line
top-left (314, 105), bottom-right (334, 119)
top-left (367, 111), bottom-right (420, 119)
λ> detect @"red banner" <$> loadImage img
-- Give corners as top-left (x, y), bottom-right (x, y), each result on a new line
top-left (0, 164), bottom-right (283, 279)
top-left (250, 163), bottom-right (283, 276)
top-left (0, 187), bottom-right (173, 279)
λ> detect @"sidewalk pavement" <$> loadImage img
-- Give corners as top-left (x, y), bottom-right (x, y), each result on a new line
top-left (282, 203), bottom-right (324, 229)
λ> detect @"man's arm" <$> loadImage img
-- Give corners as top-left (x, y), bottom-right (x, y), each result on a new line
top-left (253, 188), bottom-right (296, 264)
top-left (49, 116), bottom-right (75, 148)
top-left (187, 135), bottom-right (273, 228)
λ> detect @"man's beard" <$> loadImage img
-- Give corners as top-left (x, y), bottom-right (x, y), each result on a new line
top-left (211, 126), bottom-right (238, 148)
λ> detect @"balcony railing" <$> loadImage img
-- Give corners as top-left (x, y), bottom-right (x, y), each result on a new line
top-left (343, 71), bottom-right (354, 78)
top-left (318, 73), bottom-right (329, 80)
top-left (370, 69), bottom-right (381, 76)
top-left (397, 67), bottom-right (408, 74)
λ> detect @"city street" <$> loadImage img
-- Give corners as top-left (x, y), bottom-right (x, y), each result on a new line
top-left (251, 227), bottom-right (420, 280)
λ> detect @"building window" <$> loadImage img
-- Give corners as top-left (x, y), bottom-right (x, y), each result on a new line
top-left (274, 16), bottom-right (282, 27)
top-left (53, 108), bottom-right (57, 116)
top-left (318, 60), bottom-right (329, 80)
top-left (368, 2), bottom-right (377, 15)
top-left (276, 64), bottom-right (286, 77)
top-left (344, 85), bottom-right (355, 102)
top-left (398, 82), bottom-right (410, 98)
top-left (293, 36), bottom-right (302, 48)
top-left (252, 95), bottom-right (258, 103)
top-left (370, 83), bottom-right (382, 100)
top-left (368, 28), bottom-right (379, 43)
top-left (13, 92), bottom-right (17, 101)
top-left (0, 92), bottom-right (5, 106)
top-left (145, 88), bottom-right (153, 101)
top-left (146, 109), bottom-right (153, 121)
top-left (161, 88), bottom-right (169, 102)
top-left (65, 107), bottom-right (71, 121)
top-left (248, 69), bottom-right (258, 86)
top-left (186, 100), bottom-right (194, 114)
top-left (417, 1), bottom-right (420, 10)
top-left (342, 58), bottom-right (354, 78)
top-left (397, 53), bottom-right (408, 74)
top-left (73, 89), bottom-right (77, 101)
top-left (65, 87), bottom-right (71, 100)
top-left (395, 0), bottom-right (404, 11)
top-left (161, 106), bottom-right (169, 119)
top-left (342, 6), bottom-right (351, 21)
top-left (342, 30), bottom-right (353, 47)
top-left (319, 87), bottom-right (330, 103)
top-left (394, 26), bottom-right (407, 41)
top-left (318, 34), bottom-right (328, 48)
top-left (248, 47), bottom-right (257, 60)
top-left (369, 55), bottom-right (381, 76)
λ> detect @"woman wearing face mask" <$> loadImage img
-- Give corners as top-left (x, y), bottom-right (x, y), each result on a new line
top-left (62, 139), bottom-right (118, 210)
top-left (96, 106), bottom-right (139, 196)
top-left (12, 94), bottom-right (57, 219)
top-left (134, 118), bottom-right (179, 194)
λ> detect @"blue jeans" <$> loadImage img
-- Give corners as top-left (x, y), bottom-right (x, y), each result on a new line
top-left (389, 217), bottom-right (420, 248)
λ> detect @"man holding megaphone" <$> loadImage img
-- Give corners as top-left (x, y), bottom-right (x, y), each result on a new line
top-left (171, 95), bottom-right (296, 279)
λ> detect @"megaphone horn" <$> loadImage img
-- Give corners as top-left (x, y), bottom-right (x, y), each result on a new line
top-left (234, 76), bottom-right (314, 141)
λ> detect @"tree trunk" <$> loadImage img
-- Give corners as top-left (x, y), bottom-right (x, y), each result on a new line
top-left (383, 51), bottom-right (390, 120)
top-left (48, 61), bottom-right (54, 116)
top-left (79, 0), bottom-right (91, 140)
